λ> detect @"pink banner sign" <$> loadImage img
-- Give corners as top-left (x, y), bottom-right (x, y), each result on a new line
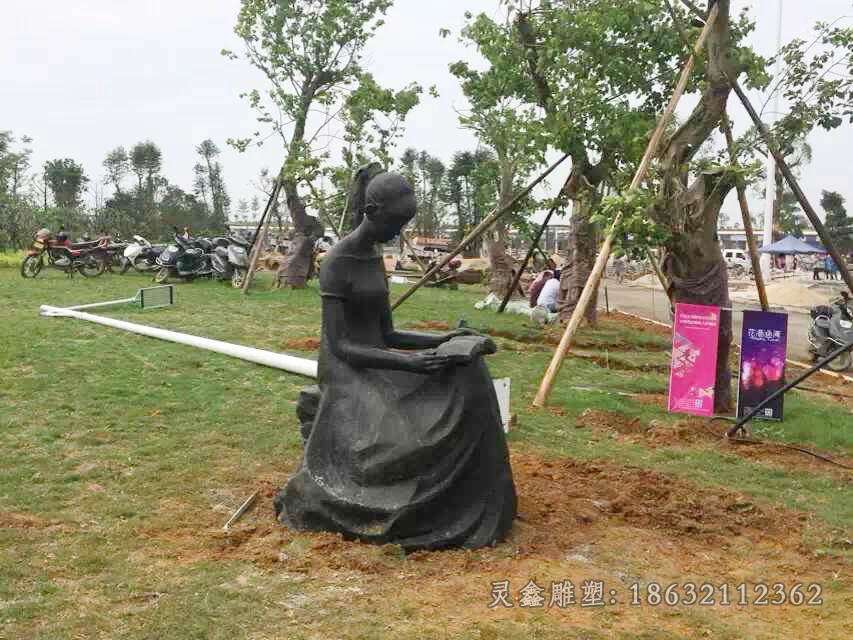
top-left (667, 303), bottom-right (721, 417)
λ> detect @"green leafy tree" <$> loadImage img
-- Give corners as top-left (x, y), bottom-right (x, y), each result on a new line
top-left (0, 131), bottom-right (37, 249)
top-left (452, 0), bottom-right (701, 320)
top-left (129, 141), bottom-right (163, 236)
top-left (445, 149), bottom-right (500, 257)
top-left (777, 191), bottom-right (805, 237)
top-left (460, 107), bottom-right (545, 293)
top-left (399, 148), bottom-right (447, 238)
top-left (450, 15), bottom-right (554, 294)
top-left (103, 146), bottom-right (130, 196)
top-left (822, 190), bottom-right (852, 254)
top-left (341, 72), bottom-right (423, 170)
top-left (635, 1), bottom-right (762, 411)
top-left (99, 141), bottom-right (164, 240)
top-left (226, 0), bottom-right (420, 287)
top-left (742, 19), bottom-right (853, 240)
top-left (194, 139), bottom-right (230, 231)
top-left (236, 199), bottom-right (249, 222)
top-left (43, 158), bottom-right (88, 210)
top-left (130, 141), bottom-right (162, 195)
top-left (462, 0), bottom-right (765, 408)
top-left (159, 182), bottom-right (220, 236)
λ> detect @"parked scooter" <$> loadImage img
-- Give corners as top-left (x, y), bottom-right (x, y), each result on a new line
top-left (154, 231), bottom-right (213, 283)
top-left (20, 228), bottom-right (107, 278)
top-left (808, 292), bottom-right (853, 371)
top-left (122, 235), bottom-right (166, 274)
top-left (211, 234), bottom-right (251, 288)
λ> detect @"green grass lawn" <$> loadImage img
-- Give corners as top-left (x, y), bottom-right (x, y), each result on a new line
top-left (0, 268), bottom-right (849, 639)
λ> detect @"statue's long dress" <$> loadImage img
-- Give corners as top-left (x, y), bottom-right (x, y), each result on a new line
top-left (275, 250), bottom-right (516, 551)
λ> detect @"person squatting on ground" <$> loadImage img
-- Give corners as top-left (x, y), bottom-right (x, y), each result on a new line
top-left (536, 269), bottom-right (561, 312)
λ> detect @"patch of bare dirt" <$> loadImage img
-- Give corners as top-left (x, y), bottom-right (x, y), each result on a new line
top-left (132, 450), bottom-right (849, 638)
top-left (405, 320), bottom-right (450, 331)
top-left (142, 453), bottom-right (843, 568)
top-left (575, 408), bottom-right (646, 434)
top-left (0, 511), bottom-right (74, 532)
top-left (633, 393), bottom-right (667, 408)
top-left (282, 337), bottom-right (321, 351)
top-left (488, 328), bottom-right (560, 345)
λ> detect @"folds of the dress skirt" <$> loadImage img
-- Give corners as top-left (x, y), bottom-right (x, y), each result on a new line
top-left (276, 357), bottom-right (516, 551)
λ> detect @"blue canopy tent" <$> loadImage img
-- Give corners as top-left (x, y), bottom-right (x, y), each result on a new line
top-left (758, 234), bottom-right (825, 255)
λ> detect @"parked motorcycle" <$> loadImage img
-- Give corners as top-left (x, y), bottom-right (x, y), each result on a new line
top-left (99, 234), bottom-right (129, 273)
top-left (808, 292), bottom-right (853, 371)
top-left (62, 231), bottom-right (127, 272)
top-left (21, 228), bottom-right (107, 278)
top-left (122, 235), bottom-right (166, 274)
top-left (210, 234), bottom-right (251, 288)
top-left (154, 232), bottom-right (213, 283)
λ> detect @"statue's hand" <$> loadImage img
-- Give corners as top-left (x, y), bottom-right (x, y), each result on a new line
top-left (408, 351), bottom-right (451, 374)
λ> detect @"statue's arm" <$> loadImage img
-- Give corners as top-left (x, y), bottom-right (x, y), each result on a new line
top-left (324, 298), bottom-right (447, 372)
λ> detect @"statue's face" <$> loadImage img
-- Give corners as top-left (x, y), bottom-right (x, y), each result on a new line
top-left (371, 192), bottom-right (417, 242)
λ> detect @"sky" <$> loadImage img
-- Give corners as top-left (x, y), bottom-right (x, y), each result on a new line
top-left (2, 0), bottom-right (852, 225)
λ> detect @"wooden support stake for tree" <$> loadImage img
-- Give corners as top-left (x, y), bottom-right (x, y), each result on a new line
top-left (401, 231), bottom-right (428, 272)
top-left (336, 191), bottom-right (351, 239)
top-left (391, 153), bottom-right (569, 311)
top-left (249, 179), bottom-right (280, 249)
top-left (242, 181), bottom-right (281, 294)
top-left (533, 4), bottom-right (720, 407)
top-left (728, 77), bottom-right (853, 295)
top-left (646, 248), bottom-right (670, 297)
top-left (721, 112), bottom-right (769, 311)
top-left (498, 186), bottom-right (568, 313)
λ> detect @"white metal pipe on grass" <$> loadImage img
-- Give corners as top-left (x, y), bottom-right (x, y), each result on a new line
top-left (39, 305), bottom-right (319, 379)
top-left (40, 305), bottom-right (513, 429)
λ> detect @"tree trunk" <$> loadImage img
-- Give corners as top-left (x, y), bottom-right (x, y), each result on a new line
top-left (486, 222), bottom-right (515, 296)
top-left (656, 0), bottom-right (737, 413)
top-left (282, 178), bottom-right (322, 289)
top-left (661, 172), bottom-right (735, 412)
top-left (557, 195), bottom-right (599, 326)
top-left (486, 165), bottom-right (515, 296)
top-left (281, 81), bottom-right (324, 289)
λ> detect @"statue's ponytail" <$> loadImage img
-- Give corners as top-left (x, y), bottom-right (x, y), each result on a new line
top-left (348, 162), bottom-right (384, 229)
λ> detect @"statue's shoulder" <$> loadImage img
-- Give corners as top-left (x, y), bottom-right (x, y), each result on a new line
top-left (319, 240), bottom-right (372, 294)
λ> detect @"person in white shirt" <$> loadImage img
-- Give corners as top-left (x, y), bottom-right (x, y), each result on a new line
top-left (536, 269), bottom-right (561, 312)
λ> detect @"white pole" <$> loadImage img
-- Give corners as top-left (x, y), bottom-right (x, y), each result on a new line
top-left (761, 0), bottom-right (784, 280)
top-left (67, 297), bottom-right (137, 311)
top-left (39, 305), bottom-right (319, 378)
top-left (39, 306), bottom-right (513, 428)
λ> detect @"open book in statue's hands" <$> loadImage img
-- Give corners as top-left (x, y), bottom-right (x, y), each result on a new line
top-left (434, 335), bottom-right (497, 365)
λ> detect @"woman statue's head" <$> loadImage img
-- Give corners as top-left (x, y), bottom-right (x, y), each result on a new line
top-left (350, 164), bottom-right (416, 242)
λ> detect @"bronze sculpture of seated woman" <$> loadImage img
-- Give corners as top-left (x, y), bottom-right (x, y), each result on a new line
top-left (275, 168), bottom-right (516, 551)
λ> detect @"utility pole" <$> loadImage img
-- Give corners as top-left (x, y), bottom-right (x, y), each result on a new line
top-left (760, 0), bottom-right (783, 280)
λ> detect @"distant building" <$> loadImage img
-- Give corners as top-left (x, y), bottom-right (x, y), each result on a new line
top-left (507, 223), bottom-right (572, 255)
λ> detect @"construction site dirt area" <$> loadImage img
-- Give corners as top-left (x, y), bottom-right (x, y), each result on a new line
top-left (133, 449), bottom-right (850, 639)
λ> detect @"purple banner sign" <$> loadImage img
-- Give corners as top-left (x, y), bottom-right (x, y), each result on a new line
top-left (737, 310), bottom-right (788, 421)
top-left (668, 303), bottom-right (721, 417)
